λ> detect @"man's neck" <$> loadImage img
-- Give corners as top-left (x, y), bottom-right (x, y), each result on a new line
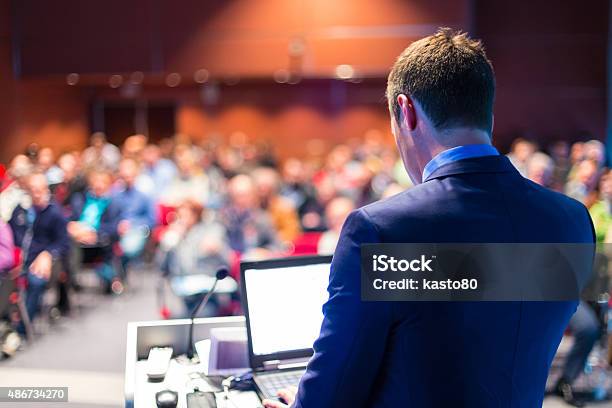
top-left (424, 128), bottom-right (492, 165)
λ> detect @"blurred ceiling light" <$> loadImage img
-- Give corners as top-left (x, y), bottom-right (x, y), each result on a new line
top-left (194, 69), bottom-right (210, 83)
top-left (130, 71), bottom-right (144, 85)
top-left (273, 69), bottom-right (290, 84)
top-left (120, 83), bottom-right (141, 98)
top-left (109, 74), bottom-right (123, 88)
top-left (335, 64), bottom-right (354, 80)
top-left (66, 73), bottom-right (79, 86)
top-left (166, 73), bottom-right (181, 87)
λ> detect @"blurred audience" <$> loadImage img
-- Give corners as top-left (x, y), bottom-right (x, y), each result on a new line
top-left (158, 200), bottom-right (230, 277)
top-left (526, 152), bottom-right (554, 188)
top-left (220, 174), bottom-right (280, 258)
top-left (252, 167), bottom-right (301, 243)
top-left (1, 155), bottom-right (33, 221)
top-left (8, 172), bottom-right (69, 329)
top-left (588, 170), bottom-right (612, 244)
top-left (113, 158), bottom-right (155, 275)
top-left (54, 152), bottom-right (87, 213)
top-left (37, 148), bottom-right (63, 187)
top-left (68, 168), bottom-right (121, 293)
top-left (4, 133), bottom-right (610, 264)
top-left (0, 218), bottom-right (14, 273)
top-left (2, 130), bottom-right (612, 358)
top-left (507, 138), bottom-right (537, 177)
top-left (136, 144), bottom-right (177, 199)
top-left (280, 158), bottom-right (322, 231)
top-left (565, 159), bottom-right (600, 203)
top-left (157, 200), bottom-right (231, 314)
top-left (160, 145), bottom-right (210, 206)
top-left (82, 132), bottom-right (121, 171)
top-left (317, 197), bottom-right (355, 255)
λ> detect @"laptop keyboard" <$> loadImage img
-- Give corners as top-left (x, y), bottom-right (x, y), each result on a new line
top-left (256, 370), bottom-right (305, 399)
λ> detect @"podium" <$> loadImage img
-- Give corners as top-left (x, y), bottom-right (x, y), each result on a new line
top-left (125, 316), bottom-right (262, 408)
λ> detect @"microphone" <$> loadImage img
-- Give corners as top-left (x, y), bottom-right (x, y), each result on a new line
top-left (186, 267), bottom-right (229, 360)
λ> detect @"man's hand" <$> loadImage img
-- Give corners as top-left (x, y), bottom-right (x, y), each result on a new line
top-left (67, 221), bottom-right (82, 238)
top-left (30, 250), bottom-right (52, 280)
top-left (262, 386), bottom-right (297, 408)
top-left (80, 230), bottom-right (98, 245)
top-left (68, 222), bottom-right (98, 245)
top-left (117, 220), bottom-right (131, 236)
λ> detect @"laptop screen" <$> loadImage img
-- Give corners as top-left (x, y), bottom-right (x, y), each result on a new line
top-left (243, 259), bottom-right (331, 357)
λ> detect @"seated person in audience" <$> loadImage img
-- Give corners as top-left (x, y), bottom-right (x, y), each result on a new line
top-left (37, 147), bottom-right (63, 187)
top-left (526, 152), bottom-right (554, 188)
top-left (9, 172), bottom-right (69, 329)
top-left (157, 200), bottom-right (231, 314)
top-left (318, 145), bottom-right (353, 194)
top-left (280, 158), bottom-right (326, 232)
top-left (81, 132), bottom-right (120, 171)
top-left (565, 159), bottom-right (599, 204)
top-left (1, 155), bottom-right (33, 222)
top-left (252, 166), bottom-right (301, 243)
top-left (68, 168), bottom-right (122, 293)
top-left (569, 141), bottom-right (585, 167)
top-left (135, 144), bottom-right (177, 200)
top-left (549, 140), bottom-right (571, 191)
top-left (113, 158), bottom-right (155, 275)
top-left (0, 217), bottom-right (15, 273)
top-left (344, 161), bottom-right (377, 207)
top-left (588, 169), bottom-right (612, 244)
top-left (583, 139), bottom-right (606, 169)
top-left (216, 145), bottom-right (242, 179)
top-left (219, 174), bottom-right (280, 258)
top-left (304, 175), bottom-right (338, 231)
top-left (159, 145), bottom-right (210, 206)
top-left (53, 152), bottom-right (87, 216)
top-left (566, 140), bottom-right (603, 181)
top-left (198, 145), bottom-right (227, 209)
top-left (51, 152), bottom-right (87, 312)
top-left (506, 137), bottom-right (536, 176)
top-left (554, 175), bottom-right (612, 406)
top-left (317, 196), bottom-right (355, 255)
top-left (554, 303), bottom-right (602, 404)
top-left (121, 134), bottom-right (147, 160)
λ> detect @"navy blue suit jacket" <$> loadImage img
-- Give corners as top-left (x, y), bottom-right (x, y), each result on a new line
top-left (294, 155), bottom-right (594, 408)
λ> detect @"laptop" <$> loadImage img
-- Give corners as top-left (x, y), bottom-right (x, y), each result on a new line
top-left (240, 255), bottom-right (333, 401)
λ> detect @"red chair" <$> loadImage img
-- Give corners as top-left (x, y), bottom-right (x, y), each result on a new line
top-left (291, 232), bottom-right (323, 255)
top-left (151, 204), bottom-right (177, 243)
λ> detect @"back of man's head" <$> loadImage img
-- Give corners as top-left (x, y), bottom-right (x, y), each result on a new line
top-left (386, 28), bottom-right (495, 134)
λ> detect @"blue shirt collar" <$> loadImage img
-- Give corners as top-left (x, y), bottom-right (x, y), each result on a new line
top-left (422, 144), bottom-right (500, 182)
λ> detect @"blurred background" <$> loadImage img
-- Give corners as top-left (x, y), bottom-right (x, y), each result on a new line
top-left (0, 1), bottom-right (610, 407)
top-left (0, 0), bottom-right (608, 160)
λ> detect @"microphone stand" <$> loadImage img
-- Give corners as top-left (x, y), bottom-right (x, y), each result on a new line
top-left (186, 268), bottom-right (229, 361)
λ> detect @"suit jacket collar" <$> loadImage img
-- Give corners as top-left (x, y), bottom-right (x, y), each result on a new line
top-left (423, 155), bottom-right (518, 183)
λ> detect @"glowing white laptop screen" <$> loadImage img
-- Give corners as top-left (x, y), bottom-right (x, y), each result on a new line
top-left (244, 263), bottom-right (330, 356)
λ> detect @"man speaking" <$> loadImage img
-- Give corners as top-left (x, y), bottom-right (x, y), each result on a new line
top-left (264, 28), bottom-right (594, 407)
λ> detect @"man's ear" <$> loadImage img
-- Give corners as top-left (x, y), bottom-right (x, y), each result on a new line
top-left (397, 94), bottom-right (417, 131)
